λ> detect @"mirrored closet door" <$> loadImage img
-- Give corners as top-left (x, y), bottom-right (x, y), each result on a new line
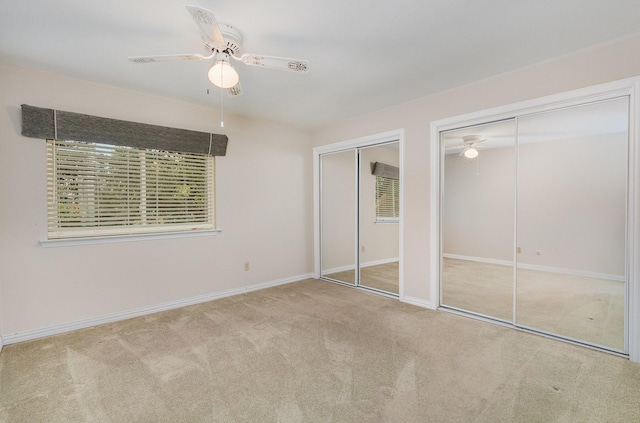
top-left (440, 97), bottom-right (629, 353)
top-left (320, 150), bottom-right (357, 285)
top-left (441, 120), bottom-right (517, 321)
top-left (515, 98), bottom-right (628, 351)
top-left (320, 142), bottom-right (400, 296)
top-left (359, 144), bottom-right (400, 295)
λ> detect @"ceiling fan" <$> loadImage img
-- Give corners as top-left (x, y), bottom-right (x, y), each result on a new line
top-left (128, 5), bottom-right (310, 97)
top-left (446, 135), bottom-right (486, 158)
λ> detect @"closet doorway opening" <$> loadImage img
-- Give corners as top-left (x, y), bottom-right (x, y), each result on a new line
top-left (314, 130), bottom-right (404, 298)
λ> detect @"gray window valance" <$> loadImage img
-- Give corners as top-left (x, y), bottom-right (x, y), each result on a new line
top-left (21, 104), bottom-right (228, 156)
top-left (372, 162), bottom-right (399, 180)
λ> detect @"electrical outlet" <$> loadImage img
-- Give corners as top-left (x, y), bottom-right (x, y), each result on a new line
top-left (244, 262), bottom-right (250, 271)
top-left (516, 246), bottom-right (522, 253)
top-left (361, 245), bottom-right (365, 253)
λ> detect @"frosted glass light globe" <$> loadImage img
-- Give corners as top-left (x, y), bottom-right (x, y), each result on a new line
top-left (208, 60), bottom-right (239, 89)
top-left (464, 147), bottom-right (479, 159)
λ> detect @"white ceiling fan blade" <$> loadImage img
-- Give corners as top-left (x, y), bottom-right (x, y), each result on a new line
top-left (185, 5), bottom-right (226, 51)
top-left (445, 144), bottom-right (464, 150)
top-left (240, 54), bottom-right (309, 73)
top-left (128, 52), bottom-right (215, 63)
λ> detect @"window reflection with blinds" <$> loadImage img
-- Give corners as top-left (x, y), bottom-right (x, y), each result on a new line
top-left (47, 139), bottom-right (215, 238)
top-left (375, 175), bottom-right (399, 222)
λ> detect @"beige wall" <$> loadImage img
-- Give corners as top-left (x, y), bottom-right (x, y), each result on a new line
top-left (0, 62), bottom-right (314, 336)
top-left (444, 133), bottom-right (627, 276)
top-left (518, 133), bottom-right (627, 275)
top-left (444, 145), bottom-right (515, 262)
top-left (311, 33), bottom-right (640, 302)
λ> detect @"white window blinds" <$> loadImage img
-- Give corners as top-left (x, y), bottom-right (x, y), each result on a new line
top-left (375, 175), bottom-right (399, 221)
top-left (47, 139), bottom-right (215, 239)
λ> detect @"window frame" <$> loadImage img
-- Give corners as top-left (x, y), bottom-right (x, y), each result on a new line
top-left (45, 139), bottom-right (217, 243)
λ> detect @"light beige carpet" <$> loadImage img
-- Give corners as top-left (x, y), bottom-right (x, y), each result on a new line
top-left (442, 258), bottom-right (625, 351)
top-left (1, 279), bottom-right (639, 422)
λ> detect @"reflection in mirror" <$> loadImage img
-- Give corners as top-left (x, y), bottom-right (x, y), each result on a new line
top-left (320, 150), bottom-right (356, 284)
top-left (441, 120), bottom-right (516, 321)
top-left (515, 98), bottom-right (628, 351)
top-left (359, 143), bottom-right (400, 294)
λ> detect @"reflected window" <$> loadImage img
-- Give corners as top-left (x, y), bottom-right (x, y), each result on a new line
top-left (375, 176), bottom-right (399, 222)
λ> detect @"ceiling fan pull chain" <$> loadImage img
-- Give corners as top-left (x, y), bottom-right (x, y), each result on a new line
top-left (476, 153), bottom-right (480, 176)
top-left (220, 75), bottom-right (225, 128)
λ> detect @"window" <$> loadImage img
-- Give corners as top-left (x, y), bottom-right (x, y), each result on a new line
top-left (375, 175), bottom-right (399, 222)
top-left (47, 139), bottom-right (215, 239)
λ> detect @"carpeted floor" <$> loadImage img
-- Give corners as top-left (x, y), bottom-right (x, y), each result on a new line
top-left (1, 279), bottom-right (639, 422)
top-left (442, 258), bottom-right (625, 351)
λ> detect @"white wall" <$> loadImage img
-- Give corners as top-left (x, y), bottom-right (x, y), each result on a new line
top-left (0, 62), bottom-right (313, 338)
top-left (312, 33), bottom-right (640, 303)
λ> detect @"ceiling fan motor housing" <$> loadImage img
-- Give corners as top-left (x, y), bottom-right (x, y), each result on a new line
top-left (463, 135), bottom-right (484, 145)
top-left (214, 23), bottom-right (243, 55)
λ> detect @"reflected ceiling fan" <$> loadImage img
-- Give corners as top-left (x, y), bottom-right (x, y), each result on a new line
top-left (446, 135), bottom-right (486, 158)
top-left (128, 5), bottom-right (310, 97)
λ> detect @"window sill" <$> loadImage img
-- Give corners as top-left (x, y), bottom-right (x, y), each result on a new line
top-left (375, 219), bottom-right (399, 224)
top-left (40, 229), bottom-right (223, 248)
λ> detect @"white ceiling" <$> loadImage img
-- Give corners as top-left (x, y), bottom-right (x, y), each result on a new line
top-left (1, 0), bottom-right (640, 129)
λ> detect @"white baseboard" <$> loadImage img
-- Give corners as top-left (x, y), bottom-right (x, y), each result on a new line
top-left (444, 253), bottom-right (511, 267)
top-left (402, 296), bottom-right (433, 310)
top-left (322, 263), bottom-right (355, 274)
top-left (323, 257), bottom-right (399, 275)
top-left (1, 273), bottom-right (314, 346)
top-left (444, 254), bottom-right (625, 282)
top-left (363, 257), bottom-right (399, 268)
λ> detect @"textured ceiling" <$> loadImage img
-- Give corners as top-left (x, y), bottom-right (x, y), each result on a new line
top-left (1, 0), bottom-right (640, 129)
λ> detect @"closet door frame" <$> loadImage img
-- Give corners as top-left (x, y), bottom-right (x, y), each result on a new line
top-left (314, 129), bottom-right (405, 299)
top-left (430, 77), bottom-right (640, 362)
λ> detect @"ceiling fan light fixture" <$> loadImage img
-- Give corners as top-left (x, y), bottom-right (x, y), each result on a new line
top-left (208, 57), bottom-right (239, 88)
top-left (464, 147), bottom-right (479, 159)
top-left (129, 6), bottom-right (310, 96)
